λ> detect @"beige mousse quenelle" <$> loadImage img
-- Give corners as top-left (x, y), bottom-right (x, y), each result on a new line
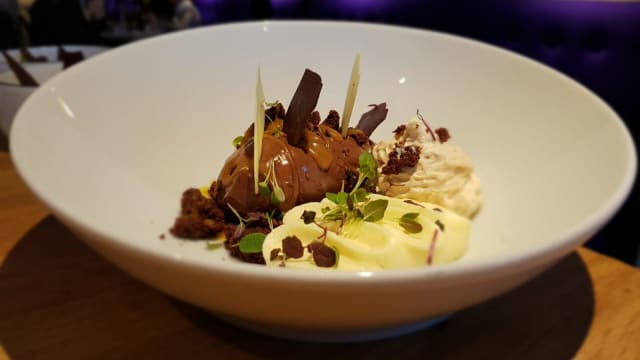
top-left (373, 115), bottom-right (482, 219)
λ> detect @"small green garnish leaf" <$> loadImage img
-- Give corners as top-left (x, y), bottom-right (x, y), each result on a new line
top-left (363, 199), bottom-right (388, 222)
top-left (435, 219), bottom-right (445, 232)
top-left (347, 195), bottom-right (354, 210)
top-left (326, 191), bottom-right (348, 205)
top-left (238, 233), bottom-right (266, 253)
top-left (399, 212), bottom-right (423, 233)
top-left (401, 212), bottom-right (420, 221)
top-left (258, 182), bottom-right (271, 198)
top-left (272, 185), bottom-right (286, 203)
top-left (232, 135), bottom-right (244, 148)
top-left (205, 241), bottom-right (224, 250)
top-left (358, 152), bottom-right (377, 180)
top-left (351, 188), bottom-right (370, 203)
top-left (301, 210), bottom-right (316, 224)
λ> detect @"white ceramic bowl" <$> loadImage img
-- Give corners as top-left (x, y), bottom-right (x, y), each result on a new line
top-left (0, 45), bottom-right (108, 135)
top-left (10, 22), bottom-right (636, 341)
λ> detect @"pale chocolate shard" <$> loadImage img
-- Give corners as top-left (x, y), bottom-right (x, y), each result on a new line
top-left (283, 69), bottom-right (322, 148)
top-left (356, 102), bottom-right (388, 136)
top-left (1, 50), bottom-right (38, 87)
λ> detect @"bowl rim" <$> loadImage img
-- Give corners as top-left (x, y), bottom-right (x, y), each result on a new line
top-left (10, 20), bottom-right (638, 284)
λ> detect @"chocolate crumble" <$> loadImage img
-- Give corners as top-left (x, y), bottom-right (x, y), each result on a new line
top-left (381, 145), bottom-right (421, 175)
top-left (435, 127), bottom-right (450, 143)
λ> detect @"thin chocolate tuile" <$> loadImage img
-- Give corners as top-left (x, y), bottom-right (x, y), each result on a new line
top-left (57, 45), bottom-right (85, 69)
top-left (284, 69), bottom-right (322, 148)
top-left (355, 102), bottom-right (388, 136)
top-left (1, 50), bottom-right (38, 87)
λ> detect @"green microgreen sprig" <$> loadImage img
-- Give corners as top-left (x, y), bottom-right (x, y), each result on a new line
top-left (259, 158), bottom-right (286, 205)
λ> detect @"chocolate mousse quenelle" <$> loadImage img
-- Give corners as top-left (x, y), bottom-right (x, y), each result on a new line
top-left (171, 60), bottom-right (388, 264)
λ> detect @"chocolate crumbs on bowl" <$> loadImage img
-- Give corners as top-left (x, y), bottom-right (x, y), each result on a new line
top-left (170, 188), bottom-right (225, 238)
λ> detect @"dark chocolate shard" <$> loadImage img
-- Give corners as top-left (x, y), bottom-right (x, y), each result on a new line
top-left (355, 103), bottom-right (388, 137)
top-left (321, 110), bottom-right (340, 130)
top-left (1, 50), bottom-right (38, 87)
top-left (284, 69), bottom-right (322, 148)
top-left (57, 46), bottom-right (85, 69)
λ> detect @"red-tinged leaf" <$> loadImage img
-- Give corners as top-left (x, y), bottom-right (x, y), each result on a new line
top-left (427, 229), bottom-right (439, 265)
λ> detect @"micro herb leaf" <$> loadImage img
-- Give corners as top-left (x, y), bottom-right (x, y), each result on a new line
top-left (399, 218), bottom-right (423, 234)
top-left (399, 212), bottom-right (423, 233)
top-left (272, 185), bottom-right (286, 203)
top-left (205, 241), bottom-right (224, 250)
top-left (347, 194), bottom-right (354, 210)
top-left (401, 212), bottom-right (420, 221)
top-left (270, 190), bottom-right (282, 205)
top-left (323, 207), bottom-right (345, 221)
top-left (264, 210), bottom-right (276, 231)
top-left (282, 236), bottom-right (304, 259)
top-left (232, 135), bottom-right (244, 148)
top-left (351, 188), bottom-right (370, 203)
top-left (327, 191), bottom-right (348, 205)
top-left (363, 199), bottom-right (388, 222)
top-left (238, 233), bottom-right (266, 253)
top-left (308, 241), bottom-right (337, 267)
top-left (358, 151), bottom-right (377, 180)
top-left (301, 210), bottom-right (316, 224)
top-left (258, 182), bottom-right (271, 198)
top-left (435, 219), bottom-right (445, 232)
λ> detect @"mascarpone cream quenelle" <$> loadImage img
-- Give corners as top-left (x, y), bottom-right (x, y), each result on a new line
top-left (373, 118), bottom-right (482, 218)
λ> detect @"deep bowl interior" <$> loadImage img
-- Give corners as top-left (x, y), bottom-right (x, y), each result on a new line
top-left (10, 22), bottom-right (636, 279)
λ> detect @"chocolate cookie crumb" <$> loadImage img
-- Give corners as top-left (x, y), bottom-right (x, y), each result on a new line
top-left (321, 110), bottom-right (340, 130)
top-left (170, 189), bottom-right (226, 238)
top-left (435, 127), bottom-right (450, 143)
top-left (381, 145), bottom-right (421, 175)
top-left (393, 124), bottom-right (406, 139)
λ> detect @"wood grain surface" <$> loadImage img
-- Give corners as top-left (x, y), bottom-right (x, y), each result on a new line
top-left (1, 152), bottom-right (639, 360)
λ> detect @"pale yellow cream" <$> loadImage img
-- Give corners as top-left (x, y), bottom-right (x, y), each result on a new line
top-left (262, 194), bottom-right (470, 270)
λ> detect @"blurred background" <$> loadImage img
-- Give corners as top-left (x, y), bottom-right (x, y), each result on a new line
top-left (1, 0), bottom-right (638, 265)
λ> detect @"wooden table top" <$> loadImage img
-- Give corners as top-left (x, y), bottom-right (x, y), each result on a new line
top-left (1, 151), bottom-right (639, 359)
